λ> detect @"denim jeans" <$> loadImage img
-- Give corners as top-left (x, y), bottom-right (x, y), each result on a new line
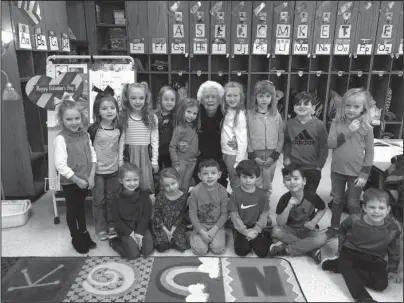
top-left (91, 172), bottom-right (120, 234)
top-left (330, 172), bottom-right (362, 227)
top-left (272, 225), bottom-right (327, 256)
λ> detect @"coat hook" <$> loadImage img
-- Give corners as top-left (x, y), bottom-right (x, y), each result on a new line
top-left (277, 70), bottom-right (282, 77)
top-left (197, 70), bottom-right (201, 77)
top-left (184, 53), bottom-right (189, 58)
top-left (316, 71), bottom-right (322, 77)
top-left (267, 53), bottom-right (270, 58)
top-left (338, 71), bottom-right (343, 77)
top-left (354, 54), bottom-right (358, 58)
top-left (272, 54), bottom-right (276, 58)
top-left (378, 71), bottom-right (384, 77)
top-left (398, 71), bottom-right (403, 77)
top-left (226, 53), bottom-right (230, 58)
top-left (312, 54), bottom-right (316, 58)
top-left (190, 53), bottom-right (194, 58)
top-left (237, 71), bottom-right (241, 76)
top-left (178, 71), bottom-right (183, 76)
top-left (307, 53), bottom-right (311, 58)
top-left (358, 71), bottom-right (363, 77)
top-left (231, 54), bottom-right (235, 59)
top-left (218, 71), bottom-right (223, 76)
top-left (298, 71), bottom-right (303, 77)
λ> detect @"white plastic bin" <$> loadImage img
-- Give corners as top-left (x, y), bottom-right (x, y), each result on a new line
top-left (2, 200), bottom-right (32, 229)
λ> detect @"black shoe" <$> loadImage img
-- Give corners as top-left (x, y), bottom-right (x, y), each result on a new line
top-left (81, 231), bottom-right (97, 249)
top-left (72, 235), bottom-right (89, 254)
top-left (322, 258), bottom-right (340, 273)
top-left (308, 248), bottom-right (322, 264)
top-left (355, 296), bottom-right (377, 303)
top-left (268, 241), bottom-right (288, 257)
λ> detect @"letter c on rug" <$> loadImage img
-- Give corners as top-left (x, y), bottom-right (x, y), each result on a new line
top-left (82, 262), bottom-right (135, 296)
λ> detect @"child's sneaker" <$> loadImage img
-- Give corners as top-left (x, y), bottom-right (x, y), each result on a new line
top-left (325, 226), bottom-right (339, 241)
top-left (268, 241), bottom-right (288, 257)
top-left (107, 228), bottom-right (117, 239)
top-left (321, 257), bottom-right (340, 273)
top-left (307, 248), bottom-right (322, 264)
top-left (72, 235), bottom-right (89, 254)
top-left (81, 231), bottom-right (97, 249)
top-left (97, 231), bottom-right (108, 241)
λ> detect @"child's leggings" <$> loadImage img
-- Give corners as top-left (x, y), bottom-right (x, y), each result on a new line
top-left (254, 150), bottom-right (277, 197)
top-left (62, 184), bottom-right (89, 237)
top-left (330, 172), bottom-right (362, 227)
top-left (179, 159), bottom-right (196, 193)
top-left (223, 154), bottom-right (240, 190)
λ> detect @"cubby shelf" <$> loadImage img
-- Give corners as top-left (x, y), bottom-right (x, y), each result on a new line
top-left (90, 0), bottom-right (403, 140)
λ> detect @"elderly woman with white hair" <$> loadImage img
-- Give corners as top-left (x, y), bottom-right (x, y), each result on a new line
top-left (192, 81), bottom-right (237, 189)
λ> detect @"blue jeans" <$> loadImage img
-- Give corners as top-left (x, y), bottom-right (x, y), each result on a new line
top-left (330, 172), bottom-right (362, 227)
top-left (91, 172), bottom-right (120, 234)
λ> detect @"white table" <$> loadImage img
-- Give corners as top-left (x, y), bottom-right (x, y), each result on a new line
top-left (372, 139), bottom-right (403, 187)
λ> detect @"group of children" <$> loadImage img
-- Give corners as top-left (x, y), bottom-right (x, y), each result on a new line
top-left (54, 79), bottom-right (402, 303)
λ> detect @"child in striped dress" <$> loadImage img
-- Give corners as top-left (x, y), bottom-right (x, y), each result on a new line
top-left (119, 82), bottom-right (159, 194)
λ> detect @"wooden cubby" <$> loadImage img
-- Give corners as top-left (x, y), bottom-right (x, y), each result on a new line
top-left (2, 0), bottom-right (85, 199)
top-left (88, 0), bottom-right (402, 139)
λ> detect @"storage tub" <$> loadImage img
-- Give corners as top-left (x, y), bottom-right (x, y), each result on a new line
top-left (2, 200), bottom-right (32, 229)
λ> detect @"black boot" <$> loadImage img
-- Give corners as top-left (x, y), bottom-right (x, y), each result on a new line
top-left (81, 231), bottom-right (97, 249)
top-left (72, 234), bottom-right (89, 254)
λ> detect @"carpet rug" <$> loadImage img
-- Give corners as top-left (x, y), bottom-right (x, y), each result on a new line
top-left (1, 256), bottom-right (306, 302)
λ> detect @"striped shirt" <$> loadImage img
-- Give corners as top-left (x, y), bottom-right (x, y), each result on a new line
top-left (119, 114), bottom-right (159, 166)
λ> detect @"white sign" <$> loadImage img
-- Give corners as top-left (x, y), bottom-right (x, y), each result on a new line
top-left (215, 25), bottom-right (226, 38)
top-left (212, 43), bottom-right (226, 54)
top-left (237, 24), bottom-right (247, 38)
top-left (381, 25), bottom-right (393, 39)
top-left (357, 43), bottom-right (372, 55)
top-left (297, 25), bottom-right (308, 39)
top-left (61, 37), bottom-right (70, 52)
top-left (320, 25), bottom-right (330, 38)
top-left (49, 35), bottom-right (59, 51)
top-left (256, 25), bottom-right (267, 38)
top-left (130, 42), bottom-right (145, 53)
top-left (35, 34), bottom-right (47, 50)
top-left (193, 42), bottom-right (208, 54)
top-left (253, 42), bottom-right (267, 54)
top-left (276, 24), bottom-right (290, 38)
top-left (316, 44), bottom-right (331, 54)
top-left (18, 23), bottom-right (32, 50)
top-left (376, 43), bottom-right (393, 54)
top-left (152, 42), bottom-right (167, 54)
top-left (173, 24), bottom-right (184, 38)
top-left (338, 25), bottom-right (351, 39)
top-left (294, 43), bottom-right (309, 54)
top-left (334, 43), bottom-right (350, 55)
top-left (275, 38), bottom-right (290, 55)
top-left (195, 24), bottom-right (205, 37)
top-left (171, 43), bottom-right (186, 54)
top-left (234, 44), bottom-right (248, 55)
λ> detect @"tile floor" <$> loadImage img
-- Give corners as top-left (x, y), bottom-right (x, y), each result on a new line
top-left (2, 152), bottom-right (403, 302)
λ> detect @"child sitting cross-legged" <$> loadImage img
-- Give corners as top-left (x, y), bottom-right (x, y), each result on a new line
top-left (189, 159), bottom-right (229, 255)
top-left (322, 188), bottom-right (402, 303)
top-left (268, 163), bottom-right (327, 264)
top-left (228, 160), bottom-right (271, 258)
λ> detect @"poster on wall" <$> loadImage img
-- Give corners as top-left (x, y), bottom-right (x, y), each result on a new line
top-left (88, 63), bottom-right (135, 123)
